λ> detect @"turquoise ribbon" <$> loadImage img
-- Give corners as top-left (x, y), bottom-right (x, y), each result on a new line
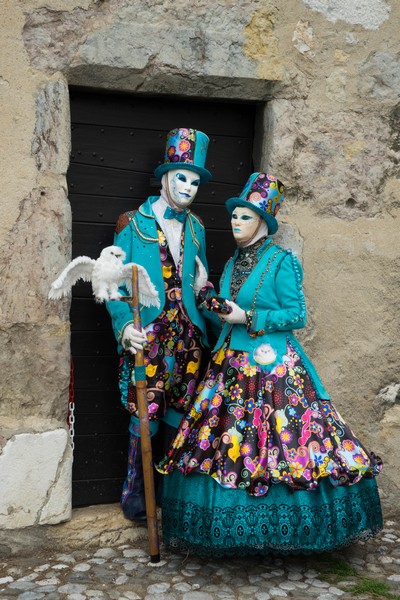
top-left (164, 206), bottom-right (187, 223)
top-left (134, 365), bottom-right (146, 381)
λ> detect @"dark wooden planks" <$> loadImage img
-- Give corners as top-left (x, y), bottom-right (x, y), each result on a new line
top-left (71, 329), bottom-right (117, 357)
top-left (71, 124), bottom-right (252, 185)
top-left (68, 164), bottom-right (245, 205)
top-left (70, 194), bottom-right (241, 229)
top-left (70, 297), bottom-right (111, 331)
top-left (72, 477), bottom-right (127, 506)
top-left (70, 90), bottom-right (255, 137)
top-left (68, 88), bottom-right (255, 507)
top-left (72, 433), bottom-right (128, 481)
top-left (72, 356), bottom-right (119, 390)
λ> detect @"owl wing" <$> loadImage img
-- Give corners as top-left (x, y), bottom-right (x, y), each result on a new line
top-left (48, 256), bottom-right (96, 299)
top-left (120, 263), bottom-right (160, 309)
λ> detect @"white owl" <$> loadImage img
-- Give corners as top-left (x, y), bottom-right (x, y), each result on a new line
top-left (48, 245), bottom-right (160, 307)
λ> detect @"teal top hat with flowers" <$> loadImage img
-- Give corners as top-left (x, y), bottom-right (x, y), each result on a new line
top-left (226, 172), bottom-right (284, 234)
top-left (154, 128), bottom-right (212, 184)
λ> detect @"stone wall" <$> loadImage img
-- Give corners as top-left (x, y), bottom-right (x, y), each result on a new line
top-left (0, 0), bottom-right (399, 528)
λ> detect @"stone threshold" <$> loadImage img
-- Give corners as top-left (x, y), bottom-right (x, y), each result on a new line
top-left (0, 503), bottom-right (151, 558)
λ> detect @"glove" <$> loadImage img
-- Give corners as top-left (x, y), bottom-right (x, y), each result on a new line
top-left (193, 257), bottom-right (208, 296)
top-left (220, 300), bottom-right (247, 324)
top-left (121, 324), bottom-right (147, 354)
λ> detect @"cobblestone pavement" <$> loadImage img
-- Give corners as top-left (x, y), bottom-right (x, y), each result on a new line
top-left (0, 520), bottom-right (399, 600)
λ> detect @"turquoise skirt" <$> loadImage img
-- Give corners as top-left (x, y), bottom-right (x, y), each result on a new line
top-left (162, 471), bottom-right (382, 556)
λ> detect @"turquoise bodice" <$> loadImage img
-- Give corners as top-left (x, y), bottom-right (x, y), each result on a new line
top-left (215, 239), bottom-right (330, 399)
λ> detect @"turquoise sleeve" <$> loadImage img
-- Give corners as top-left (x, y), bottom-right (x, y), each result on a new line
top-left (248, 253), bottom-right (307, 336)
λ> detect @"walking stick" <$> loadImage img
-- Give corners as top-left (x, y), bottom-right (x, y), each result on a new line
top-left (122, 265), bottom-right (160, 563)
top-left (48, 248), bottom-right (161, 562)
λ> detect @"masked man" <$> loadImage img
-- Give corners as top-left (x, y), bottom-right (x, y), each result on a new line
top-left (107, 128), bottom-right (214, 521)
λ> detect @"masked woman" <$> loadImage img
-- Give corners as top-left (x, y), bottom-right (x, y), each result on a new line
top-left (158, 173), bottom-right (382, 556)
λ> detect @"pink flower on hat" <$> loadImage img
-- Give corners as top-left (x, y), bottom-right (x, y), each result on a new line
top-left (249, 192), bottom-right (262, 203)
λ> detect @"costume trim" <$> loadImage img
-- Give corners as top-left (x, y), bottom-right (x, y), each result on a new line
top-left (187, 214), bottom-right (200, 250)
top-left (219, 256), bottom-right (234, 292)
top-left (248, 249), bottom-right (286, 336)
top-left (115, 212), bottom-right (132, 234)
top-left (162, 472), bottom-right (382, 556)
top-left (138, 205), bottom-right (155, 219)
top-left (275, 251), bottom-right (306, 329)
top-left (189, 212), bottom-right (205, 229)
top-left (130, 215), bottom-right (159, 243)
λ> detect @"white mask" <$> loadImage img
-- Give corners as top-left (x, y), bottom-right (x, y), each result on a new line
top-left (166, 169), bottom-right (201, 209)
top-left (231, 206), bottom-right (265, 246)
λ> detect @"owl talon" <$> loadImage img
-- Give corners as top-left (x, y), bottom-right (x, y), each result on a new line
top-left (110, 291), bottom-right (123, 300)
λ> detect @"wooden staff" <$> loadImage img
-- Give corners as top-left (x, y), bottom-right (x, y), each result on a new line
top-left (129, 265), bottom-right (160, 563)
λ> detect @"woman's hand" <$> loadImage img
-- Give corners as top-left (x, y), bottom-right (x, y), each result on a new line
top-left (219, 300), bottom-right (247, 324)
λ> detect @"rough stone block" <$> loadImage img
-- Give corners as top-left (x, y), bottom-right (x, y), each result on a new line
top-left (32, 79), bottom-right (71, 173)
top-left (0, 429), bottom-right (71, 528)
top-left (303, 0), bottom-right (390, 30)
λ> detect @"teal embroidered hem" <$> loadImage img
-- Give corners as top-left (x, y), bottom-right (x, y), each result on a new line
top-left (162, 471), bottom-right (382, 556)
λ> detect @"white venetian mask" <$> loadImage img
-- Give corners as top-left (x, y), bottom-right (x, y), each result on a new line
top-left (231, 206), bottom-right (262, 245)
top-left (166, 169), bottom-right (200, 208)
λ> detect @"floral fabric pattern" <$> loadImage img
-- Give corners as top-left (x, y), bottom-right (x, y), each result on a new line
top-left (247, 172), bottom-right (283, 217)
top-left (164, 128), bottom-right (196, 165)
top-left (234, 172), bottom-right (284, 220)
top-left (159, 340), bottom-right (382, 495)
top-left (122, 226), bottom-right (203, 421)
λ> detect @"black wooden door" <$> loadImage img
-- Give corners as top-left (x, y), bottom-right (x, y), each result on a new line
top-left (67, 88), bottom-right (256, 506)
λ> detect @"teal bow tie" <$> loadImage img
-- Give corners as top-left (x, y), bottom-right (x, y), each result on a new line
top-left (164, 206), bottom-right (187, 223)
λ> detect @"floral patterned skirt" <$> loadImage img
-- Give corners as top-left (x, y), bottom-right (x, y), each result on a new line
top-left (158, 339), bottom-right (382, 495)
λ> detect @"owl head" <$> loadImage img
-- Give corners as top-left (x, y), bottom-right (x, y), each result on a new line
top-left (100, 246), bottom-right (126, 262)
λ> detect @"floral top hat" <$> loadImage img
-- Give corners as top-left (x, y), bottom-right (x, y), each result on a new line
top-left (225, 172), bottom-right (284, 234)
top-left (154, 128), bottom-right (212, 184)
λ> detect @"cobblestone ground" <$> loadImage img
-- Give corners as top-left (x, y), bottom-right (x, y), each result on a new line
top-left (0, 520), bottom-right (399, 600)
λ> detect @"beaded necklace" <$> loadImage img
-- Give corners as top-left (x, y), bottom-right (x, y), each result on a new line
top-left (248, 248), bottom-right (285, 316)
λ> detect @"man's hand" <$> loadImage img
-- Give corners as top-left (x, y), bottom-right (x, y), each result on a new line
top-left (122, 324), bottom-right (147, 354)
top-left (194, 257), bottom-right (208, 295)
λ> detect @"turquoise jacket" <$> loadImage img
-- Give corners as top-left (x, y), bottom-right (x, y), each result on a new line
top-left (215, 239), bottom-right (330, 400)
top-left (106, 196), bottom-right (211, 350)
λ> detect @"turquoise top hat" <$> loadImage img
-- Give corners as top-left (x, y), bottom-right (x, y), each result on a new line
top-left (154, 128), bottom-right (212, 184)
top-left (226, 172), bottom-right (284, 234)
